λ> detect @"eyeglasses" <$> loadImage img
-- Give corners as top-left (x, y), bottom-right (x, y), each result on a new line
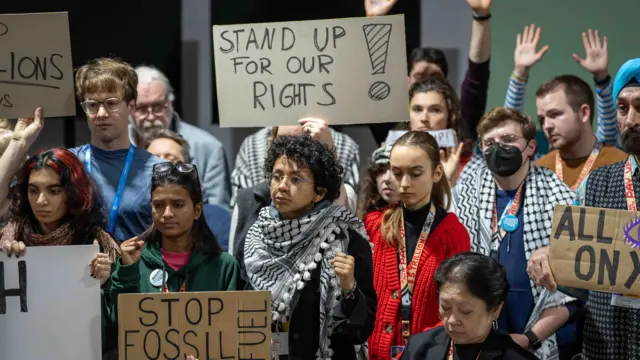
top-left (153, 162), bottom-right (198, 178)
top-left (134, 102), bottom-right (168, 118)
top-left (267, 173), bottom-right (314, 188)
top-left (81, 98), bottom-right (122, 115)
top-left (482, 134), bottom-right (525, 148)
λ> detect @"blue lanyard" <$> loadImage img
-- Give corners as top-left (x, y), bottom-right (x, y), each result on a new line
top-left (84, 144), bottom-right (136, 234)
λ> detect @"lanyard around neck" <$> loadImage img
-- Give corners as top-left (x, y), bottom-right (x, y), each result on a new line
top-left (624, 156), bottom-right (637, 211)
top-left (492, 182), bottom-right (524, 235)
top-left (398, 205), bottom-right (436, 294)
top-left (555, 142), bottom-right (602, 191)
top-left (84, 144), bottom-right (136, 234)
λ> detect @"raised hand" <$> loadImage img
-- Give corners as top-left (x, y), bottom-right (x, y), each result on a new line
top-left (364, 0), bottom-right (399, 17)
top-left (299, 118), bottom-right (334, 147)
top-left (120, 237), bottom-right (144, 265)
top-left (466, 0), bottom-right (492, 16)
top-left (12, 107), bottom-right (44, 149)
top-left (331, 252), bottom-right (356, 291)
top-left (514, 24), bottom-right (549, 79)
top-left (572, 29), bottom-right (609, 80)
top-left (440, 142), bottom-right (465, 187)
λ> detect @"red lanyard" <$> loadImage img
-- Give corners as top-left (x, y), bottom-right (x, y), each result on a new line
top-left (398, 207), bottom-right (436, 294)
top-left (163, 279), bottom-right (187, 293)
top-left (492, 183), bottom-right (524, 235)
top-left (556, 142), bottom-right (602, 191)
top-left (625, 157), bottom-right (637, 211)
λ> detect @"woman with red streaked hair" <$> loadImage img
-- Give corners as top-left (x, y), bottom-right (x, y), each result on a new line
top-left (0, 147), bottom-right (120, 359)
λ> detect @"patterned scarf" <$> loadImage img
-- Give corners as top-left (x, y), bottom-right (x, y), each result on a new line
top-left (0, 221), bottom-right (120, 262)
top-left (244, 204), bottom-right (368, 360)
top-left (453, 162), bottom-right (577, 360)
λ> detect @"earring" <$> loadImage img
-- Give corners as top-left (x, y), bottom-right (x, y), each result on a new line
top-left (492, 320), bottom-right (498, 330)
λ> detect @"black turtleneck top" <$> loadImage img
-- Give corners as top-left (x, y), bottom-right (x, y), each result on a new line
top-left (403, 202), bottom-right (447, 260)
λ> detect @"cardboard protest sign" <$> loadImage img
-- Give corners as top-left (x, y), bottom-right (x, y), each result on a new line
top-left (118, 291), bottom-right (271, 360)
top-left (0, 12), bottom-right (76, 119)
top-left (385, 129), bottom-right (458, 148)
top-left (550, 205), bottom-right (640, 296)
top-left (213, 15), bottom-right (408, 127)
top-left (0, 245), bottom-right (101, 360)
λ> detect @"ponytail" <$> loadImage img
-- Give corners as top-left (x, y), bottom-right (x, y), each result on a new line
top-left (382, 204), bottom-right (403, 247)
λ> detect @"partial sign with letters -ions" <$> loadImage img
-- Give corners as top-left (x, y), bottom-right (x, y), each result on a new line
top-left (0, 245), bottom-right (101, 360)
top-left (549, 205), bottom-right (640, 296)
top-left (212, 15), bottom-right (408, 127)
top-left (0, 12), bottom-right (76, 119)
top-left (118, 291), bottom-right (272, 360)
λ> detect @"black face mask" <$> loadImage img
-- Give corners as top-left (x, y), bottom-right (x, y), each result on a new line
top-left (484, 143), bottom-right (524, 177)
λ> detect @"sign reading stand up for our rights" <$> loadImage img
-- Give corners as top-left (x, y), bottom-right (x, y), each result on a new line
top-left (0, 12), bottom-right (75, 119)
top-left (212, 15), bottom-right (408, 127)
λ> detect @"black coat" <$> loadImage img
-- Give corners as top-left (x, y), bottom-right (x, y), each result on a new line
top-left (400, 326), bottom-right (540, 360)
top-left (233, 183), bottom-right (377, 360)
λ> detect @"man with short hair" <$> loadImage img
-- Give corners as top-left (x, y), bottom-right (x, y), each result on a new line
top-left (535, 75), bottom-right (627, 190)
top-left (72, 58), bottom-right (164, 241)
top-left (453, 107), bottom-right (575, 359)
top-left (130, 65), bottom-right (231, 208)
top-left (528, 58), bottom-right (640, 360)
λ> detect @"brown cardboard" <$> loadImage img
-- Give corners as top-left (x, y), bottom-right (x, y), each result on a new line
top-left (212, 15), bottom-right (408, 127)
top-left (118, 291), bottom-right (272, 360)
top-left (0, 12), bottom-right (76, 119)
top-left (549, 205), bottom-right (640, 296)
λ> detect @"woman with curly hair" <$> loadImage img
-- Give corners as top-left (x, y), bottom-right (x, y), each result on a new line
top-left (364, 131), bottom-right (470, 360)
top-left (236, 135), bottom-right (376, 360)
top-left (0, 147), bottom-right (120, 358)
top-left (356, 143), bottom-right (398, 219)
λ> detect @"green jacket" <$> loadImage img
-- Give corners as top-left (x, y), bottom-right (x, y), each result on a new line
top-left (104, 242), bottom-right (239, 353)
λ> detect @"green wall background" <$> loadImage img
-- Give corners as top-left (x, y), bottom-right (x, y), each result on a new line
top-left (487, 0), bottom-right (640, 120)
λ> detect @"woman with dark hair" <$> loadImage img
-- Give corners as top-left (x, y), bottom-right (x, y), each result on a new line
top-left (0, 147), bottom-right (120, 358)
top-left (366, 131), bottom-right (470, 360)
top-left (400, 252), bottom-right (539, 360)
top-left (112, 162), bottom-right (238, 296)
top-left (237, 135), bottom-right (376, 360)
top-left (356, 142), bottom-right (398, 219)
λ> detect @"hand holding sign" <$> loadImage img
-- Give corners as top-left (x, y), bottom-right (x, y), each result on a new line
top-left (121, 237), bottom-right (144, 265)
top-left (365, 0), bottom-right (400, 17)
top-left (12, 107), bottom-right (43, 148)
top-left (1, 239), bottom-right (25, 258)
top-left (89, 241), bottom-right (113, 285)
top-left (299, 117), bottom-right (334, 147)
top-left (527, 246), bottom-right (557, 292)
top-left (331, 252), bottom-right (356, 291)
top-left (440, 142), bottom-right (464, 187)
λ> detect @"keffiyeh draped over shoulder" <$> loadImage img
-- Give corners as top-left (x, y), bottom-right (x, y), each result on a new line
top-left (243, 204), bottom-right (368, 360)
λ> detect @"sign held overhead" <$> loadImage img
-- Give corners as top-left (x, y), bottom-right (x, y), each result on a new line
top-left (0, 12), bottom-right (76, 119)
top-left (213, 15), bottom-right (408, 127)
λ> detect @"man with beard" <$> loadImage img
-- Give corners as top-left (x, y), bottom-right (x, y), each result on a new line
top-left (527, 58), bottom-right (640, 359)
top-left (453, 107), bottom-right (576, 359)
top-left (130, 66), bottom-right (231, 208)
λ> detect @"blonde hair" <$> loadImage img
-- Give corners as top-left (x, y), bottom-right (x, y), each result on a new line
top-left (75, 58), bottom-right (138, 103)
top-left (381, 131), bottom-right (451, 246)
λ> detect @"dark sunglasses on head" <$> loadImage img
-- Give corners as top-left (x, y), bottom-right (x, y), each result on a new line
top-left (152, 162), bottom-right (198, 177)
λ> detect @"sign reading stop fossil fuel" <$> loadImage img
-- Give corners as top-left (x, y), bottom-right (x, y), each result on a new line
top-left (212, 15), bottom-right (408, 127)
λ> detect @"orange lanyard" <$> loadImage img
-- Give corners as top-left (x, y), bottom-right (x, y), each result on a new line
top-left (398, 207), bottom-right (435, 293)
top-left (163, 278), bottom-right (187, 293)
top-left (624, 157), bottom-right (637, 211)
top-left (492, 183), bottom-right (524, 236)
top-left (555, 142), bottom-right (601, 191)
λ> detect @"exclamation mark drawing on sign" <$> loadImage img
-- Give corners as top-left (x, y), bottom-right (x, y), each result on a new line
top-left (363, 23), bottom-right (392, 101)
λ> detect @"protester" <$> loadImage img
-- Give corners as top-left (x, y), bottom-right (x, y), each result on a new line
top-left (231, 118), bottom-right (360, 211)
top-left (365, 131), bottom-right (470, 360)
top-left (356, 142), bottom-right (398, 219)
top-left (400, 252), bottom-right (538, 360)
top-left (235, 135), bottom-right (376, 359)
top-left (528, 58), bottom-right (640, 360)
top-left (130, 65), bottom-right (231, 207)
top-left (505, 26), bottom-right (619, 147)
top-left (0, 147), bottom-right (120, 358)
top-left (142, 128), bottom-right (231, 250)
top-left (453, 107), bottom-right (576, 359)
top-left (0, 108), bottom-right (44, 222)
top-left (71, 58), bottom-right (164, 241)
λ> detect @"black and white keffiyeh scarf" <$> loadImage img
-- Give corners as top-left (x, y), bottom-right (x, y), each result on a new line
top-left (244, 204), bottom-right (368, 360)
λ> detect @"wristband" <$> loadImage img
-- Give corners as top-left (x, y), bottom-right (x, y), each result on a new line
top-left (512, 71), bottom-right (528, 83)
top-left (342, 282), bottom-right (357, 300)
top-left (594, 74), bottom-right (611, 88)
top-left (473, 13), bottom-right (491, 21)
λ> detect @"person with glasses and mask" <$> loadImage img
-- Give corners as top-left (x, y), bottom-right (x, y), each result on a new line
top-left (452, 107), bottom-right (576, 359)
top-left (129, 65), bottom-right (231, 208)
top-left (70, 58), bottom-right (165, 242)
top-left (111, 162), bottom-right (238, 323)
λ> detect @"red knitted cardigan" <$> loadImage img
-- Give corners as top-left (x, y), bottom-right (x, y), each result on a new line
top-left (364, 207), bottom-right (471, 360)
